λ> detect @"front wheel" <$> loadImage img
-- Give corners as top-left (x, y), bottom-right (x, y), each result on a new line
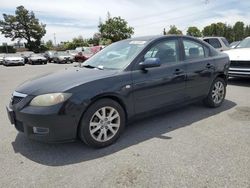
top-left (78, 99), bottom-right (125, 148)
top-left (203, 77), bottom-right (226, 108)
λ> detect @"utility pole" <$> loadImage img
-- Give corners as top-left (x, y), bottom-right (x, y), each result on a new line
top-left (53, 33), bottom-right (57, 46)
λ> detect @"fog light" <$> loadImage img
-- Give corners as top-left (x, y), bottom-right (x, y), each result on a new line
top-left (33, 127), bottom-right (49, 134)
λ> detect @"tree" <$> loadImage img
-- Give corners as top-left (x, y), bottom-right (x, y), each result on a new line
top-left (98, 15), bottom-right (134, 42)
top-left (245, 25), bottom-right (250, 38)
top-left (45, 40), bottom-right (53, 49)
top-left (186, 26), bottom-right (201, 37)
top-left (202, 22), bottom-right (226, 37)
top-left (88, 33), bottom-right (101, 46)
top-left (63, 36), bottom-right (89, 50)
top-left (167, 25), bottom-right (183, 35)
top-left (233, 21), bottom-right (244, 41)
top-left (224, 24), bottom-right (234, 43)
top-left (0, 6), bottom-right (46, 52)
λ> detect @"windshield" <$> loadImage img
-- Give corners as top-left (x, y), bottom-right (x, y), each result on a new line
top-left (236, 38), bottom-right (250, 48)
top-left (31, 53), bottom-right (44, 57)
top-left (68, 50), bottom-right (78, 54)
top-left (57, 51), bottom-right (69, 56)
top-left (82, 40), bottom-right (147, 70)
top-left (83, 47), bottom-right (92, 54)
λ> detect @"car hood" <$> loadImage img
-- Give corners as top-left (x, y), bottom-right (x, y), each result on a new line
top-left (223, 48), bottom-right (250, 61)
top-left (58, 55), bottom-right (73, 59)
top-left (16, 67), bottom-right (118, 95)
top-left (5, 57), bottom-right (23, 61)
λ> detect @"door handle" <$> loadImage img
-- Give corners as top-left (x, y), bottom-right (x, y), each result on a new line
top-left (206, 63), bottom-right (212, 69)
top-left (174, 69), bottom-right (184, 75)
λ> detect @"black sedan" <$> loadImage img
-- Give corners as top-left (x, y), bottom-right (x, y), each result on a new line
top-left (6, 35), bottom-right (230, 148)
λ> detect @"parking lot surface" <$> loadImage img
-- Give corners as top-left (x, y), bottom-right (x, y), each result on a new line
top-left (0, 63), bottom-right (250, 188)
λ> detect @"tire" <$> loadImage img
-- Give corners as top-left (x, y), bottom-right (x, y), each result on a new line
top-left (78, 98), bottom-right (126, 148)
top-left (203, 77), bottom-right (226, 108)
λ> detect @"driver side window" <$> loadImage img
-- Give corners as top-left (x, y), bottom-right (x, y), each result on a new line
top-left (144, 40), bottom-right (179, 64)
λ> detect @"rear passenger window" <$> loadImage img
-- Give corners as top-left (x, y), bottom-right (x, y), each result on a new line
top-left (183, 40), bottom-right (205, 60)
top-left (207, 39), bottom-right (222, 49)
top-left (144, 40), bottom-right (179, 64)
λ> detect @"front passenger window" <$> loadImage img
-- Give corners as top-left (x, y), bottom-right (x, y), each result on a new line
top-left (144, 40), bottom-right (179, 64)
top-left (183, 40), bottom-right (205, 60)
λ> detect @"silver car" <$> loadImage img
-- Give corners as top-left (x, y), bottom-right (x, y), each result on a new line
top-left (203, 37), bottom-right (230, 52)
top-left (44, 50), bottom-right (56, 62)
top-left (28, 53), bottom-right (47, 65)
top-left (3, 54), bottom-right (25, 66)
top-left (53, 51), bottom-right (74, 64)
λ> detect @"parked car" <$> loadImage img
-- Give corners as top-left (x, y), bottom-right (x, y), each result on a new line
top-left (74, 47), bottom-right (94, 62)
top-left (44, 51), bottom-right (56, 62)
top-left (3, 54), bottom-right (25, 66)
top-left (203, 37), bottom-right (230, 51)
top-left (28, 53), bottom-right (47, 65)
top-left (223, 37), bottom-right (250, 77)
top-left (229, 41), bottom-right (241, 49)
top-left (53, 51), bottom-right (74, 63)
top-left (6, 35), bottom-right (230, 148)
top-left (66, 50), bottom-right (78, 57)
top-left (18, 51), bottom-right (34, 64)
top-left (0, 54), bottom-right (4, 65)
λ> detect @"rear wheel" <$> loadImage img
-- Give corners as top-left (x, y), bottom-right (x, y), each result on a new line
top-left (78, 99), bottom-right (125, 148)
top-left (203, 77), bottom-right (226, 108)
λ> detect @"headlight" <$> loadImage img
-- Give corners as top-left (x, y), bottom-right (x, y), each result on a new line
top-left (30, 93), bottom-right (72, 107)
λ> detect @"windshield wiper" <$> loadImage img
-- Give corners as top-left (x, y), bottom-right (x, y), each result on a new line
top-left (82, 64), bottom-right (104, 70)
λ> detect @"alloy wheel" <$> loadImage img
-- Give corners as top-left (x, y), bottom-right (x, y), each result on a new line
top-left (211, 81), bottom-right (225, 104)
top-left (89, 106), bottom-right (120, 142)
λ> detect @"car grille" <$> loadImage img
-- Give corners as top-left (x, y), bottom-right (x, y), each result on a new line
top-left (230, 61), bottom-right (250, 68)
top-left (12, 96), bottom-right (24, 105)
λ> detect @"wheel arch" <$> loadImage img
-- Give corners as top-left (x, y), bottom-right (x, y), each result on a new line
top-left (216, 73), bottom-right (228, 85)
top-left (89, 93), bottom-right (128, 120)
top-left (76, 93), bottom-right (128, 138)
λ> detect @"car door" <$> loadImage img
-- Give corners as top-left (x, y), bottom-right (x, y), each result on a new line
top-left (182, 38), bottom-right (215, 99)
top-left (131, 38), bottom-right (187, 114)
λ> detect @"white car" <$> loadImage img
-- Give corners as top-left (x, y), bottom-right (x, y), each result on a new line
top-left (223, 37), bottom-right (250, 78)
top-left (0, 54), bottom-right (5, 65)
top-left (53, 51), bottom-right (74, 64)
top-left (203, 37), bottom-right (230, 52)
top-left (3, 54), bottom-right (25, 66)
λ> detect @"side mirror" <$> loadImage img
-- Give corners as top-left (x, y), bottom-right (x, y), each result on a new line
top-left (139, 58), bottom-right (161, 69)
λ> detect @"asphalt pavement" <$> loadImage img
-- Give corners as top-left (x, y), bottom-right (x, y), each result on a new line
top-left (0, 63), bottom-right (249, 188)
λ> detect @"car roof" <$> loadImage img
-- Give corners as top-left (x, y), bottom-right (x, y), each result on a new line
top-left (203, 36), bottom-right (225, 39)
top-left (125, 35), bottom-right (198, 43)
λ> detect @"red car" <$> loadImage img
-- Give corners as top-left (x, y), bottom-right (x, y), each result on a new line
top-left (75, 46), bottom-right (102, 62)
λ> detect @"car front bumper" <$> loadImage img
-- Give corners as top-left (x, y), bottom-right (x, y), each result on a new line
top-left (6, 100), bottom-right (82, 143)
top-left (4, 61), bottom-right (24, 65)
top-left (30, 60), bottom-right (47, 64)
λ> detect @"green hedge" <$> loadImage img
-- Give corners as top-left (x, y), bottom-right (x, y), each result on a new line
top-left (0, 46), bottom-right (16, 53)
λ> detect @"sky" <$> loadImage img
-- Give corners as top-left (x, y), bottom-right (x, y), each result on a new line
top-left (0, 0), bottom-right (250, 44)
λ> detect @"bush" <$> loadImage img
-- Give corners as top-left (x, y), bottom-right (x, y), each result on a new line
top-left (0, 46), bottom-right (16, 53)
